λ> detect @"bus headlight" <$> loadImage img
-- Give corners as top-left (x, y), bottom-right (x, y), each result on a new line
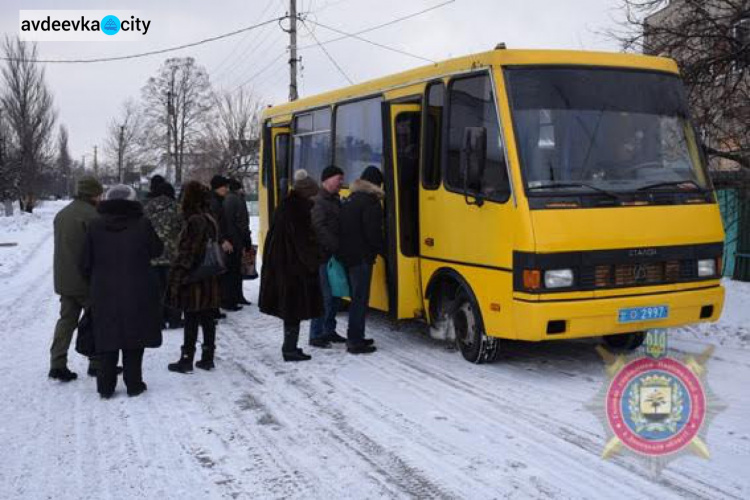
top-left (544, 269), bottom-right (574, 288)
top-left (697, 259), bottom-right (716, 277)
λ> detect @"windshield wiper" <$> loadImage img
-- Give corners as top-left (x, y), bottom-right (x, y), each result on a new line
top-left (528, 182), bottom-right (624, 200)
top-left (636, 180), bottom-right (703, 191)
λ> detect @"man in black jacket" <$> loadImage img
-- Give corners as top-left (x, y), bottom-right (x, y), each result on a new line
top-left (309, 165), bottom-right (346, 348)
top-left (338, 166), bottom-right (384, 355)
top-left (221, 179), bottom-right (252, 309)
top-left (209, 175), bottom-right (236, 312)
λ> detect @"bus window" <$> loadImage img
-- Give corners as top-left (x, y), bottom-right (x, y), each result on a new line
top-left (334, 97), bottom-right (384, 183)
top-left (292, 108), bottom-right (331, 181)
top-left (447, 74), bottom-right (510, 201)
top-left (422, 82), bottom-right (444, 190)
top-left (275, 133), bottom-right (290, 199)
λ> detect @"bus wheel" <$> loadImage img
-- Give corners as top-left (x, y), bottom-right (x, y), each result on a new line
top-left (602, 332), bottom-right (646, 351)
top-left (453, 293), bottom-right (498, 364)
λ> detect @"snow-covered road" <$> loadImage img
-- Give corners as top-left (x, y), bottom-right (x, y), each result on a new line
top-left (0, 202), bottom-right (748, 499)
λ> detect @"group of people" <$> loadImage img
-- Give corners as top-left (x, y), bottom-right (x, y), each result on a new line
top-left (48, 164), bottom-right (385, 398)
top-left (259, 165), bottom-right (385, 360)
top-left (49, 174), bottom-right (253, 398)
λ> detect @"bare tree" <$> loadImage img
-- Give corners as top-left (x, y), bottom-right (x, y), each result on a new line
top-left (611, 0), bottom-right (750, 170)
top-left (56, 125), bottom-right (72, 197)
top-left (141, 57), bottom-right (212, 184)
top-left (1, 37), bottom-right (56, 212)
top-left (105, 99), bottom-right (144, 184)
top-left (199, 88), bottom-right (263, 176)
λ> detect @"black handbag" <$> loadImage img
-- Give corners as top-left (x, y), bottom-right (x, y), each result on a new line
top-left (75, 308), bottom-right (95, 356)
top-left (186, 215), bottom-right (226, 283)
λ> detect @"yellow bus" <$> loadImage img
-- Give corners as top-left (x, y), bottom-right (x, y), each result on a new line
top-left (259, 48), bottom-right (725, 363)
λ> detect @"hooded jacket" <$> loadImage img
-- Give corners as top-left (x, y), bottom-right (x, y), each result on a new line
top-left (81, 199), bottom-right (163, 353)
top-left (338, 179), bottom-right (385, 267)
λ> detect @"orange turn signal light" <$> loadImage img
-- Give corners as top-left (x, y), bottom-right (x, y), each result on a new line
top-left (523, 269), bottom-right (542, 290)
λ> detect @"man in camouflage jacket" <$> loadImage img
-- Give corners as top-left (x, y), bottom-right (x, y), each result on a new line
top-left (144, 181), bottom-right (184, 328)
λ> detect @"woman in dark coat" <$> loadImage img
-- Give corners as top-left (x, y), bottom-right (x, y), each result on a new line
top-left (259, 169), bottom-right (323, 361)
top-left (166, 181), bottom-right (222, 373)
top-left (82, 185), bottom-right (163, 398)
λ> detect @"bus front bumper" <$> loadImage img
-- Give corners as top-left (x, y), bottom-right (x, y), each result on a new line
top-left (508, 284), bottom-right (724, 341)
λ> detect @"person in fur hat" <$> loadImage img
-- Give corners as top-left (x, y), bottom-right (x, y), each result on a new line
top-left (259, 169), bottom-right (323, 361)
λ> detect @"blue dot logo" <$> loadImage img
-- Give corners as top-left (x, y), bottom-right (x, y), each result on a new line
top-left (101, 15), bottom-right (121, 35)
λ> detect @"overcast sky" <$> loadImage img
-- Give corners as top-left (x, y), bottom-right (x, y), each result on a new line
top-left (1, 0), bottom-right (626, 163)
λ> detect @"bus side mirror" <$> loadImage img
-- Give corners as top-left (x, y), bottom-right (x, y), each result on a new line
top-left (460, 127), bottom-right (487, 206)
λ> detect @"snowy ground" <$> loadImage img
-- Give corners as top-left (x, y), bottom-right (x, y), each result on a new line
top-left (0, 201), bottom-right (748, 499)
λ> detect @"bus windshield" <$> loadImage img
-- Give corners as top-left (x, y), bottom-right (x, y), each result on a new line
top-left (506, 67), bottom-right (709, 196)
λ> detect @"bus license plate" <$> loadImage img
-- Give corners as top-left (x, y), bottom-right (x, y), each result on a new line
top-left (618, 306), bottom-right (669, 323)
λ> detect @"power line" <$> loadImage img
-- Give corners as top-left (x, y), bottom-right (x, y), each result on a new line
top-left (222, 28), bottom-right (287, 89)
top-left (300, 19), bottom-right (353, 85)
top-left (233, 50), bottom-right (289, 92)
top-left (1, 17), bottom-right (284, 64)
top-left (233, 0), bottom-right (453, 92)
top-left (304, 18), bottom-right (436, 64)
top-left (298, 0), bottom-right (454, 52)
top-left (209, 0), bottom-right (280, 77)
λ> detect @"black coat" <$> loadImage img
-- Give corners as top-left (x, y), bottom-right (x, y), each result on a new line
top-left (259, 191), bottom-right (323, 322)
top-left (209, 192), bottom-right (230, 244)
top-left (82, 200), bottom-right (164, 353)
top-left (224, 191), bottom-right (252, 250)
top-left (311, 189), bottom-right (341, 260)
top-left (338, 179), bottom-right (385, 267)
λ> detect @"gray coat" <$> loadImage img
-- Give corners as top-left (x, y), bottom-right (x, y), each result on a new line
top-left (53, 198), bottom-right (99, 297)
top-left (311, 189), bottom-right (341, 260)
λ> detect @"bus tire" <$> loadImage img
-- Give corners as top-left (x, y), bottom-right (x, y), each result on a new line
top-left (452, 291), bottom-right (499, 364)
top-left (602, 332), bottom-right (646, 351)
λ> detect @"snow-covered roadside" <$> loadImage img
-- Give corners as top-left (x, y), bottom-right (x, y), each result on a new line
top-left (0, 201), bottom-right (67, 278)
top-left (0, 204), bottom-right (747, 500)
top-left (676, 279), bottom-right (750, 348)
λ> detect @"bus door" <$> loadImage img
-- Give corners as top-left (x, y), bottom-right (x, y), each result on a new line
top-left (269, 126), bottom-right (290, 221)
top-left (387, 103), bottom-right (424, 320)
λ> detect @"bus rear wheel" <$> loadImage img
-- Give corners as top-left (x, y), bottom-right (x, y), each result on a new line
top-left (602, 332), bottom-right (646, 351)
top-left (452, 293), bottom-right (499, 364)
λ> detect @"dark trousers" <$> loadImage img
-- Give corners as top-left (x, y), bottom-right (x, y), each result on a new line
top-left (347, 263), bottom-right (373, 344)
top-left (184, 310), bottom-right (216, 351)
top-left (283, 320), bottom-right (300, 353)
top-left (154, 265), bottom-right (182, 326)
top-left (97, 349), bottom-right (144, 395)
top-left (220, 250), bottom-right (242, 307)
top-left (309, 263), bottom-right (341, 340)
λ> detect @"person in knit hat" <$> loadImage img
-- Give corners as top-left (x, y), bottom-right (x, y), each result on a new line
top-left (49, 176), bottom-right (105, 382)
top-left (308, 165), bottom-right (346, 348)
top-left (259, 170), bottom-right (322, 362)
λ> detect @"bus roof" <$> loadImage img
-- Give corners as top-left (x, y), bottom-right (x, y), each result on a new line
top-left (262, 48), bottom-right (680, 121)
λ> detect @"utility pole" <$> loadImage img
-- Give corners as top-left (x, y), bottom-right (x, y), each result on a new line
top-left (93, 146), bottom-right (98, 177)
top-left (118, 125), bottom-right (125, 183)
top-left (289, 0), bottom-right (299, 101)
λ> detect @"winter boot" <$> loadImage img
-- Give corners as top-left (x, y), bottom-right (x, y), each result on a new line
top-left (282, 321), bottom-right (311, 361)
top-left (195, 347), bottom-right (215, 371)
top-left (48, 367), bottom-right (78, 382)
top-left (168, 347), bottom-right (195, 373)
top-left (283, 349), bottom-right (312, 362)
